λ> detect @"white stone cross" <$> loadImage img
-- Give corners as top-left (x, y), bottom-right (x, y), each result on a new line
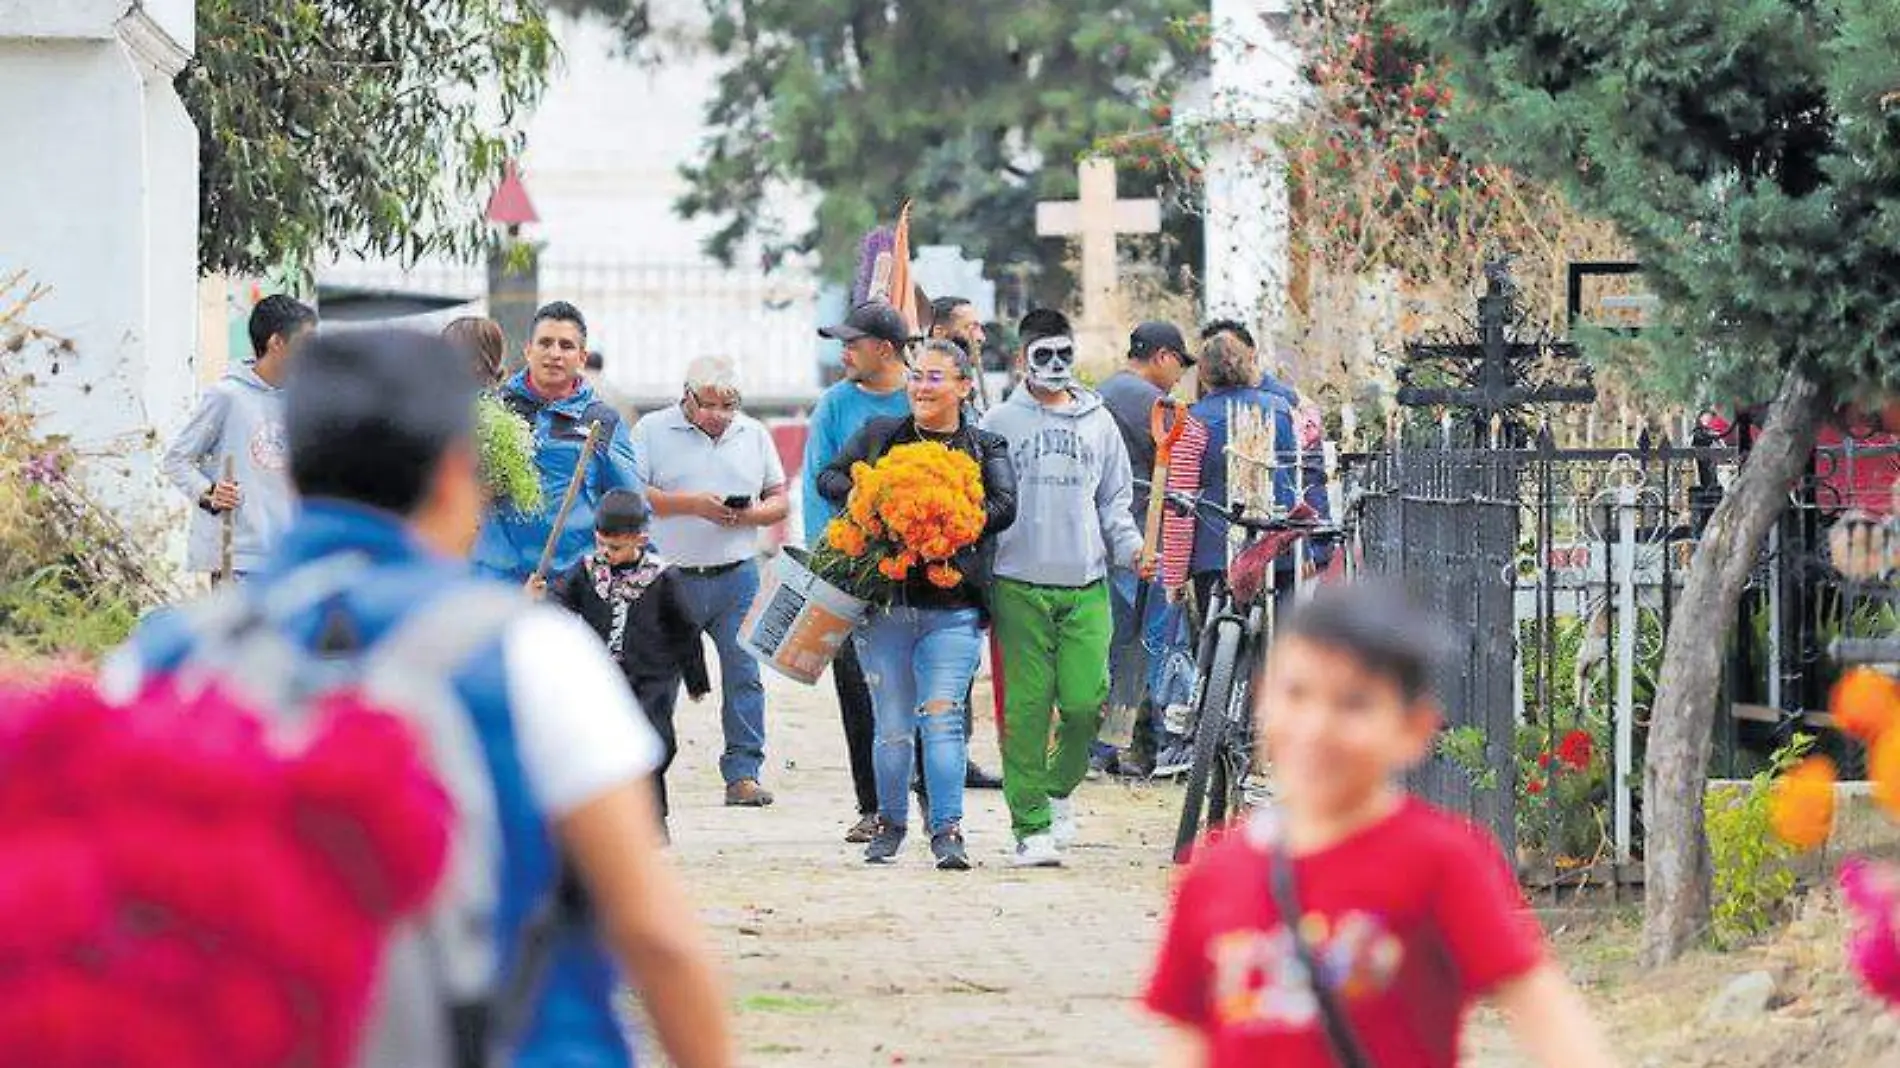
top-left (1035, 157), bottom-right (1160, 360)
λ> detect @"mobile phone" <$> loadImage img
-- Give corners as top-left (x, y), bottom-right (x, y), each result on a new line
top-left (723, 494), bottom-right (753, 510)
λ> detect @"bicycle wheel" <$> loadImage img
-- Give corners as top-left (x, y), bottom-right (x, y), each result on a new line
top-left (1174, 621), bottom-right (1244, 864)
top-left (1207, 670), bottom-right (1252, 828)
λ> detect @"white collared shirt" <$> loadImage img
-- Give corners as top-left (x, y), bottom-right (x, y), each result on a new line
top-left (631, 405), bottom-right (787, 567)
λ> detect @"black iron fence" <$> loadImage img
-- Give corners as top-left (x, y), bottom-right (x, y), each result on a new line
top-left (1337, 431), bottom-right (1888, 874)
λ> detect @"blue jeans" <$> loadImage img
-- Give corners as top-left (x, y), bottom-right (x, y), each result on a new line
top-left (854, 606), bottom-right (982, 833)
top-left (676, 561), bottom-right (767, 785)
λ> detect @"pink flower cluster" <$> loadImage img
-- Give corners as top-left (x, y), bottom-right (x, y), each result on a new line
top-left (1842, 856), bottom-right (1900, 1006)
top-left (0, 675), bottom-right (452, 1068)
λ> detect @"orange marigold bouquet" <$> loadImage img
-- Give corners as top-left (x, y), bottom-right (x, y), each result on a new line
top-left (812, 441), bottom-right (986, 603)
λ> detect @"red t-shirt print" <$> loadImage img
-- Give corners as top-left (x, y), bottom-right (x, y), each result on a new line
top-left (1143, 798), bottom-right (1545, 1068)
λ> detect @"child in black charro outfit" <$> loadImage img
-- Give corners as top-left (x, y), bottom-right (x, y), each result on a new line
top-left (542, 489), bottom-right (709, 832)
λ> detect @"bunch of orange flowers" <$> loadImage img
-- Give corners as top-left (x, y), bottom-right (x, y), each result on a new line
top-left (819, 441), bottom-right (986, 597)
top-left (1769, 667), bottom-right (1900, 849)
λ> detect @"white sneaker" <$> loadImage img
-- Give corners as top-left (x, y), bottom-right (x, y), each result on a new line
top-left (1011, 833), bottom-right (1063, 868)
top-left (1050, 795), bottom-right (1078, 848)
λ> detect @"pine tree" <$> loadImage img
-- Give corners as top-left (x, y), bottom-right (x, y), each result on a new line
top-left (1394, 0), bottom-right (1900, 963)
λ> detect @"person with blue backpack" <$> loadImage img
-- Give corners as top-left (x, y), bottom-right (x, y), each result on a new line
top-left (473, 301), bottom-right (644, 585)
top-left (102, 329), bottom-right (732, 1068)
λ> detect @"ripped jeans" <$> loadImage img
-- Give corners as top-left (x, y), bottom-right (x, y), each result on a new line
top-left (853, 605), bottom-right (982, 833)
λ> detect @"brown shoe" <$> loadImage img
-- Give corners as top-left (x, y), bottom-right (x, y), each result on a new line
top-left (845, 813), bottom-right (880, 843)
top-left (725, 779), bottom-right (776, 807)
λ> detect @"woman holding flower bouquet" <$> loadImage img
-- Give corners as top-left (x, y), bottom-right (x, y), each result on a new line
top-left (816, 340), bottom-right (1017, 869)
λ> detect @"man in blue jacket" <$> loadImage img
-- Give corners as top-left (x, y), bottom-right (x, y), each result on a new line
top-left (476, 301), bottom-right (643, 583)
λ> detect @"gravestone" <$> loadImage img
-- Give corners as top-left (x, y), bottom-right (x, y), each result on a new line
top-left (1035, 157), bottom-right (1160, 365)
top-left (0, 0), bottom-right (199, 564)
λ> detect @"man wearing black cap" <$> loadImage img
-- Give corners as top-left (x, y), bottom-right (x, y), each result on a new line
top-left (1094, 322), bottom-right (1193, 776)
top-left (806, 300), bottom-right (918, 842)
top-left (1100, 321), bottom-right (1194, 528)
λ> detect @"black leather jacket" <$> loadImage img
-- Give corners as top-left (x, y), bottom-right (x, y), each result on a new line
top-left (817, 413), bottom-right (1018, 612)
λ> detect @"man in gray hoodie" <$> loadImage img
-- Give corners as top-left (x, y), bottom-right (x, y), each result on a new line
top-left (160, 294), bottom-right (314, 582)
top-left (980, 308), bottom-right (1143, 867)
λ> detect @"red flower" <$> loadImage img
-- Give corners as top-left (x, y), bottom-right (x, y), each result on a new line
top-left (1536, 751), bottom-right (1553, 769)
top-left (1526, 779), bottom-right (1546, 796)
top-left (1558, 729), bottom-right (1595, 771)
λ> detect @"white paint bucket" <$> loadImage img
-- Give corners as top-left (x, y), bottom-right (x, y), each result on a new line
top-left (739, 547), bottom-right (868, 685)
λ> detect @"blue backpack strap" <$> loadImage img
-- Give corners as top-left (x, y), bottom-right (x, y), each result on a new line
top-left (162, 554), bottom-right (375, 717)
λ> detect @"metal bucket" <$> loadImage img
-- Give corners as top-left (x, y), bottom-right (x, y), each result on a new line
top-left (739, 547), bottom-right (868, 685)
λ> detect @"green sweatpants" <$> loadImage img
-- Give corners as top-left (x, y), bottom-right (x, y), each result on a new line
top-left (991, 577), bottom-right (1113, 839)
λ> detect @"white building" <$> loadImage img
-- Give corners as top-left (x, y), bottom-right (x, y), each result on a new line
top-left (323, 5), bottom-right (823, 411)
top-left (0, 0), bottom-right (199, 563)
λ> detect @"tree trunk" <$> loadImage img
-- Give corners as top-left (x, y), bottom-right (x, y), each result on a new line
top-left (1641, 367), bottom-right (1825, 966)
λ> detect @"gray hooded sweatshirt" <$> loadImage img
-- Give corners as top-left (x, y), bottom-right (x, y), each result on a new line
top-left (160, 365), bottom-right (297, 573)
top-left (980, 385), bottom-right (1142, 587)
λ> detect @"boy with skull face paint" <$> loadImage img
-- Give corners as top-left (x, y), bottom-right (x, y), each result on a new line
top-left (980, 309), bottom-right (1144, 867)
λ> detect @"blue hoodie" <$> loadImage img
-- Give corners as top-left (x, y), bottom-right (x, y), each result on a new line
top-left (474, 371), bottom-right (642, 582)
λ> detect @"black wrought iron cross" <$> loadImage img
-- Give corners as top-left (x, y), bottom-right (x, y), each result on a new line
top-left (1397, 261), bottom-right (1597, 439)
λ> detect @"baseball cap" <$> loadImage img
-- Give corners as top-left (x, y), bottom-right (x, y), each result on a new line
top-left (819, 300), bottom-right (910, 347)
top-left (1130, 321), bottom-right (1191, 364)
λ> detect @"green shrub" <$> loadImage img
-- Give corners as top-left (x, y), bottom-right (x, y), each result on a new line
top-left (1705, 734), bottom-right (1813, 948)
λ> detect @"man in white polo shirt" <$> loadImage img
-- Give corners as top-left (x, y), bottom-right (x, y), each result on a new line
top-left (634, 356), bottom-right (789, 807)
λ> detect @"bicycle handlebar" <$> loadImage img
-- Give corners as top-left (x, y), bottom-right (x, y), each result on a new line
top-left (1133, 479), bottom-right (1346, 541)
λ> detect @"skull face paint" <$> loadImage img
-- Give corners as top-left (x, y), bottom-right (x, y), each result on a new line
top-left (1024, 335), bottom-right (1077, 392)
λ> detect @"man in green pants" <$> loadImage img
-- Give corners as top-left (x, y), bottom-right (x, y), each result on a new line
top-left (982, 309), bottom-right (1143, 867)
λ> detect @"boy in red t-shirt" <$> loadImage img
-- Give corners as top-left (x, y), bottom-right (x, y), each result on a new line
top-left (1144, 585), bottom-right (1618, 1068)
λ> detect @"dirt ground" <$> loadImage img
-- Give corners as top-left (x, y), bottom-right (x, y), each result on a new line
top-left (656, 666), bottom-right (1900, 1067)
top-left (661, 664), bottom-right (1178, 1066)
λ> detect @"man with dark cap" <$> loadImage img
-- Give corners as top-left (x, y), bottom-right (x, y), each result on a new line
top-left (105, 329), bottom-right (733, 1068)
top-left (1094, 321), bottom-right (1195, 777)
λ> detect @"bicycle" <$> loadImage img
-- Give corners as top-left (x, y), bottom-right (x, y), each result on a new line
top-left (1163, 490), bottom-right (1343, 863)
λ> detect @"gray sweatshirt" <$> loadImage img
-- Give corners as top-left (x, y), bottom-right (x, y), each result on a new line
top-left (980, 385), bottom-right (1142, 587)
top-left (159, 365), bottom-right (297, 574)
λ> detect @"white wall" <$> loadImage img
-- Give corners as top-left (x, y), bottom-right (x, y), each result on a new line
top-left (0, 6), bottom-right (197, 561)
top-left (1190, 0), bottom-right (1305, 341)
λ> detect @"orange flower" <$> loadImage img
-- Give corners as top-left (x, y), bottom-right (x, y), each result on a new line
top-left (1769, 754), bottom-right (1837, 851)
top-left (825, 518), bottom-right (868, 558)
top-left (1833, 667), bottom-right (1900, 744)
top-left (1875, 731), bottom-right (1900, 822)
top-left (925, 563), bottom-right (963, 589)
top-left (876, 551), bottom-right (917, 582)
